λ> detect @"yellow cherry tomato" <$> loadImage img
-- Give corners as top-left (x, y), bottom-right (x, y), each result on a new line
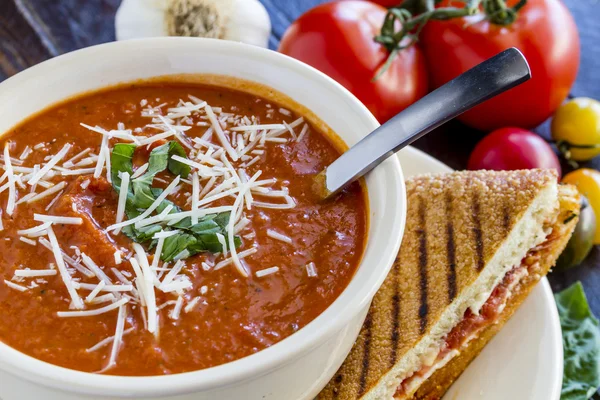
top-left (562, 168), bottom-right (600, 244)
top-left (552, 97), bottom-right (600, 161)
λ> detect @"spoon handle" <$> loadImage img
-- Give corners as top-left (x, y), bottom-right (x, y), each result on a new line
top-left (323, 47), bottom-right (531, 196)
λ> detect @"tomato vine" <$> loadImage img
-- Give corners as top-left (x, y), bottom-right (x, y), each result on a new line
top-left (375, 0), bottom-right (527, 77)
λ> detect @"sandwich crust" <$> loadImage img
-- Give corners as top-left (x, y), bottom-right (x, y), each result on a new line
top-left (318, 169), bottom-right (567, 400)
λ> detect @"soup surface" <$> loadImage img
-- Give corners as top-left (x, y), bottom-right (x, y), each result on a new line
top-left (0, 82), bottom-right (367, 375)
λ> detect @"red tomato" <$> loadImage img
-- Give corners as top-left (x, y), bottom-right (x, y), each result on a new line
top-left (278, 1), bottom-right (428, 123)
top-left (420, 0), bottom-right (580, 131)
top-left (468, 127), bottom-right (561, 177)
top-left (370, 0), bottom-right (402, 6)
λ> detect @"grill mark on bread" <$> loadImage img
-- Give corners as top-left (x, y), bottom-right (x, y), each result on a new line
top-left (445, 192), bottom-right (457, 302)
top-left (502, 203), bottom-right (511, 234)
top-left (417, 197), bottom-right (429, 333)
top-left (390, 261), bottom-right (401, 365)
top-left (358, 312), bottom-right (373, 397)
top-left (331, 373), bottom-right (343, 399)
top-left (471, 190), bottom-right (485, 271)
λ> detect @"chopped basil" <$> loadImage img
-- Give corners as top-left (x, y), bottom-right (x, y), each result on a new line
top-left (129, 142), bottom-right (191, 210)
top-left (110, 143), bottom-right (136, 190)
top-left (162, 213), bottom-right (241, 261)
top-left (161, 233), bottom-right (198, 262)
top-left (122, 224), bottom-right (163, 243)
top-left (146, 142), bottom-right (169, 175)
top-left (110, 142), bottom-right (241, 262)
top-left (167, 141), bottom-right (191, 178)
top-left (131, 176), bottom-right (157, 209)
top-left (556, 282), bottom-right (600, 400)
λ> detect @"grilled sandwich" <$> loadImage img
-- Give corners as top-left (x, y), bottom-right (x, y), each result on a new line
top-left (318, 169), bottom-right (579, 400)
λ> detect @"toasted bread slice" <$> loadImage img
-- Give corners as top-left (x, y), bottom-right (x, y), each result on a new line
top-left (412, 183), bottom-right (579, 400)
top-left (318, 169), bottom-right (577, 400)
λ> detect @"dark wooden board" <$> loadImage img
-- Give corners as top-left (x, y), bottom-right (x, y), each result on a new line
top-left (0, 0), bottom-right (599, 308)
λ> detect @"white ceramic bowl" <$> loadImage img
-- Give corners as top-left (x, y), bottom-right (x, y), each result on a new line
top-left (0, 38), bottom-right (406, 400)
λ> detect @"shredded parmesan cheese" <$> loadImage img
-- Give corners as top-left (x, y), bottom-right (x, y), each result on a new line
top-left (4, 279), bottom-right (27, 292)
top-left (306, 262), bottom-right (317, 277)
top-left (99, 304), bottom-right (127, 372)
top-left (205, 105), bottom-right (238, 161)
top-left (86, 327), bottom-right (134, 353)
top-left (266, 229), bottom-right (293, 244)
top-left (113, 171), bottom-right (130, 234)
top-left (34, 214), bottom-right (83, 225)
top-left (47, 227), bottom-right (84, 309)
top-left (3, 143), bottom-right (16, 215)
top-left (85, 281), bottom-right (106, 303)
top-left (14, 269), bottom-right (57, 277)
top-left (170, 296), bottom-right (184, 320)
top-left (28, 143), bottom-right (71, 185)
top-left (256, 266), bottom-right (279, 278)
top-left (80, 253), bottom-right (113, 285)
top-left (57, 298), bottom-right (128, 318)
top-left (27, 181), bottom-right (67, 204)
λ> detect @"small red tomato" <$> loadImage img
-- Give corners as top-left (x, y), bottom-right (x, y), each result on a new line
top-left (468, 127), bottom-right (561, 178)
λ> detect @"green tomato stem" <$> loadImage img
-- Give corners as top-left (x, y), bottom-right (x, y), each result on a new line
top-left (375, 0), bottom-right (526, 79)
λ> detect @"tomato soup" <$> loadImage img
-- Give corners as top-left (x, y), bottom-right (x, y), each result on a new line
top-left (0, 81), bottom-right (367, 375)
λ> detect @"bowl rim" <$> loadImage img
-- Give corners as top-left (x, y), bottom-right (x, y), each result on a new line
top-left (0, 37), bottom-right (406, 397)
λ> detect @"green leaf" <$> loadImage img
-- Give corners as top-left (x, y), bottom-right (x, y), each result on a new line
top-left (196, 233), bottom-right (224, 253)
top-left (189, 219), bottom-right (221, 235)
top-left (161, 233), bottom-right (197, 262)
top-left (213, 212), bottom-right (231, 230)
top-left (125, 202), bottom-right (142, 219)
top-left (122, 224), bottom-right (162, 243)
top-left (131, 175), bottom-right (157, 209)
top-left (151, 188), bottom-right (180, 215)
top-left (110, 143), bottom-right (136, 190)
top-left (196, 233), bottom-right (241, 253)
top-left (172, 214), bottom-right (221, 233)
top-left (129, 143), bottom-right (169, 209)
top-left (556, 282), bottom-right (600, 400)
top-left (129, 141), bottom-right (190, 210)
top-left (146, 142), bottom-right (170, 177)
top-left (168, 141), bottom-right (191, 178)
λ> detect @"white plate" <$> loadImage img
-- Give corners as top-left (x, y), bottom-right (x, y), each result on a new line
top-left (397, 146), bottom-right (563, 400)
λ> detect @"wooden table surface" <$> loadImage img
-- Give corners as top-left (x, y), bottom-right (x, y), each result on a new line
top-left (1, 0), bottom-right (600, 310)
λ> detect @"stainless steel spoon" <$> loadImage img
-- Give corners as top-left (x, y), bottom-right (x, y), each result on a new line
top-left (315, 47), bottom-right (531, 199)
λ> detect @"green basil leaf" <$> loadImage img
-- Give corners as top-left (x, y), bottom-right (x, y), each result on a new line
top-left (168, 141), bottom-right (191, 178)
top-left (172, 214), bottom-right (216, 230)
top-left (110, 143), bottom-right (136, 190)
top-left (130, 142), bottom-right (186, 210)
top-left (189, 219), bottom-right (221, 235)
top-left (122, 224), bottom-right (162, 244)
top-left (213, 212), bottom-right (231, 230)
top-left (196, 233), bottom-right (223, 253)
top-left (556, 282), bottom-right (600, 400)
top-left (171, 217), bottom-right (192, 230)
top-left (161, 233), bottom-right (197, 262)
top-left (196, 233), bottom-right (241, 253)
top-left (146, 142), bottom-right (170, 177)
top-left (151, 188), bottom-right (180, 215)
top-left (121, 225), bottom-right (137, 242)
top-left (125, 202), bottom-right (142, 219)
top-left (131, 175), bottom-right (157, 209)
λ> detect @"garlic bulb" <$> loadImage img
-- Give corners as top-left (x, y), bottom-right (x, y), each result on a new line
top-left (115, 0), bottom-right (272, 48)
